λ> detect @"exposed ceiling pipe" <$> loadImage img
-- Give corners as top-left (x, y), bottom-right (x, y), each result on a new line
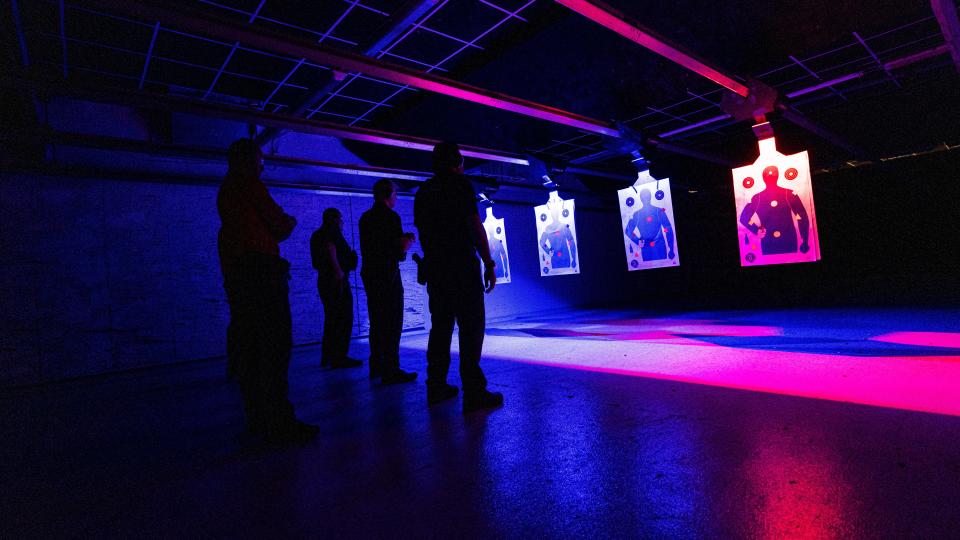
top-left (3, 129), bottom-right (432, 181)
top-left (557, 0), bottom-right (869, 158)
top-left (1, 129), bottom-right (614, 199)
top-left (2, 74), bottom-right (661, 183)
top-left (80, 0), bottom-right (620, 137)
top-left (654, 45), bottom-right (952, 141)
top-left (1, 73), bottom-right (533, 165)
top-left (555, 0), bottom-right (749, 97)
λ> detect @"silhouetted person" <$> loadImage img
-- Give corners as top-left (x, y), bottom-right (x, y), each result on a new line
top-left (488, 230), bottom-right (508, 279)
top-left (739, 165), bottom-right (811, 255)
top-left (539, 196), bottom-right (577, 269)
top-left (310, 208), bottom-right (361, 369)
top-left (359, 179), bottom-right (418, 385)
top-left (624, 188), bottom-right (675, 261)
top-left (217, 138), bottom-right (317, 444)
top-left (414, 142), bottom-right (503, 412)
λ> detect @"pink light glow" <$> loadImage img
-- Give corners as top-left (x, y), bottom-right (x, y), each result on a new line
top-left (871, 332), bottom-right (960, 349)
top-left (405, 318), bottom-right (960, 417)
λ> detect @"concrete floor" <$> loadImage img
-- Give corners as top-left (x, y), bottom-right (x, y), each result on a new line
top-left (4, 308), bottom-right (960, 538)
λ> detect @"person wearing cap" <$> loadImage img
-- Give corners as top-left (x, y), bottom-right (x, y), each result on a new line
top-left (217, 138), bottom-right (318, 444)
top-left (413, 142), bottom-right (503, 412)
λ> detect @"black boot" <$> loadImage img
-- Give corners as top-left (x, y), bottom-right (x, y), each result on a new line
top-left (462, 390), bottom-right (503, 413)
top-left (427, 383), bottom-right (459, 406)
top-left (381, 369), bottom-right (418, 385)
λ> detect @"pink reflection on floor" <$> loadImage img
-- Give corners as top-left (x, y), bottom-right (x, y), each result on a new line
top-left (460, 317), bottom-right (960, 417)
top-left (740, 420), bottom-right (859, 539)
top-left (871, 331), bottom-right (960, 349)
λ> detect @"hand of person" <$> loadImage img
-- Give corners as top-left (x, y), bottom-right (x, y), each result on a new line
top-left (400, 233), bottom-right (415, 251)
top-left (668, 249), bottom-right (675, 259)
top-left (757, 226), bottom-right (766, 238)
top-left (799, 241), bottom-right (810, 254)
top-left (483, 264), bottom-right (496, 293)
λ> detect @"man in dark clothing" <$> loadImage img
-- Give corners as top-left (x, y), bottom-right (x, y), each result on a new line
top-left (310, 208), bottom-right (361, 369)
top-left (217, 138), bottom-right (317, 444)
top-left (359, 179), bottom-right (418, 385)
top-left (413, 142), bottom-right (503, 413)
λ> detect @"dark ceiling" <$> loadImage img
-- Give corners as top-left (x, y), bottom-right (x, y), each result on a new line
top-left (3, 0), bottom-right (958, 178)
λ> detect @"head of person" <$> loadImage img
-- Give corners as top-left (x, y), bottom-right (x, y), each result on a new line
top-left (227, 138), bottom-right (263, 180)
top-left (639, 188), bottom-right (652, 205)
top-left (762, 165), bottom-right (779, 188)
top-left (372, 179), bottom-right (398, 209)
top-left (432, 141), bottom-right (464, 175)
top-left (322, 207), bottom-right (343, 231)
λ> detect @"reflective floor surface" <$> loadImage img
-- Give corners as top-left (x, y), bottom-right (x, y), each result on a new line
top-left (4, 308), bottom-right (960, 538)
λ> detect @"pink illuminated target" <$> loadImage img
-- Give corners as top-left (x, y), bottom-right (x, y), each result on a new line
top-left (732, 137), bottom-right (821, 266)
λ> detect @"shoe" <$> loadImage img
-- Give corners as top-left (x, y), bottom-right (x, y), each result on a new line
top-left (329, 358), bottom-right (363, 369)
top-left (427, 384), bottom-right (459, 406)
top-left (263, 419), bottom-right (319, 445)
top-left (462, 390), bottom-right (503, 413)
top-left (380, 369), bottom-right (418, 385)
top-left (369, 361), bottom-right (382, 380)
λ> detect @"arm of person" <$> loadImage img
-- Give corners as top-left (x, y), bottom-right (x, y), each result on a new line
top-left (788, 191), bottom-right (811, 250)
top-left (396, 232), bottom-right (415, 262)
top-left (564, 226), bottom-right (577, 268)
top-left (249, 181), bottom-right (296, 241)
top-left (469, 214), bottom-right (496, 292)
top-left (539, 231), bottom-right (551, 253)
top-left (625, 212), bottom-right (642, 245)
top-left (324, 241), bottom-right (345, 283)
top-left (739, 197), bottom-right (760, 235)
top-left (660, 210), bottom-right (676, 257)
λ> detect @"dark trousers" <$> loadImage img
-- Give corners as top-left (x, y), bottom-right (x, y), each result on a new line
top-left (362, 270), bottom-right (404, 377)
top-left (425, 266), bottom-right (487, 394)
top-left (319, 278), bottom-right (354, 366)
top-left (225, 252), bottom-right (295, 430)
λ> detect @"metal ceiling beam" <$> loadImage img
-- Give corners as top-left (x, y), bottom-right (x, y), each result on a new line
top-left (556, 0), bottom-right (883, 159)
top-left (80, 0), bottom-right (620, 137)
top-left (257, 0), bottom-right (441, 148)
top-left (2, 129), bottom-right (611, 197)
top-left (931, 0), bottom-right (960, 74)
top-left (4, 74), bottom-right (655, 180)
top-left (555, 0), bottom-right (749, 97)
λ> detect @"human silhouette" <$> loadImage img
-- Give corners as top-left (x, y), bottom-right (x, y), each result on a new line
top-left (539, 197), bottom-right (577, 270)
top-left (414, 142), bottom-right (503, 412)
top-left (739, 165), bottom-right (811, 255)
top-left (488, 230), bottom-right (508, 279)
top-left (624, 188), bottom-right (675, 261)
top-left (310, 208), bottom-right (361, 369)
top-left (359, 179), bottom-right (418, 385)
top-left (217, 138), bottom-right (317, 444)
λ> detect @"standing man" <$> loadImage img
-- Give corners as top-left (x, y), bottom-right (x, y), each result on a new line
top-left (414, 142), bottom-right (503, 412)
top-left (359, 179), bottom-right (418, 385)
top-left (217, 138), bottom-right (317, 444)
top-left (310, 208), bottom-right (362, 369)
